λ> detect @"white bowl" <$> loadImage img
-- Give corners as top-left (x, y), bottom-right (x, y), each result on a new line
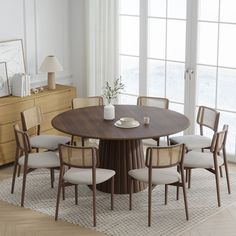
top-left (119, 117), bottom-right (135, 125)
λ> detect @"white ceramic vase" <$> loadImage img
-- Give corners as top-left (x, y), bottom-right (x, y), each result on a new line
top-left (104, 103), bottom-right (115, 120)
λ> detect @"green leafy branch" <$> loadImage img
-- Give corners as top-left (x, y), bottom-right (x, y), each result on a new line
top-left (103, 76), bottom-right (125, 104)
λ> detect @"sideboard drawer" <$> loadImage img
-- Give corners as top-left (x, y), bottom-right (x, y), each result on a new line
top-left (35, 90), bottom-right (73, 114)
top-left (0, 141), bottom-right (16, 165)
top-left (0, 85), bottom-right (76, 165)
top-left (0, 100), bottom-right (34, 124)
top-left (0, 123), bottom-right (16, 143)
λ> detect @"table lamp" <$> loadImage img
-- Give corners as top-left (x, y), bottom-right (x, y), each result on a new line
top-left (39, 55), bottom-right (63, 90)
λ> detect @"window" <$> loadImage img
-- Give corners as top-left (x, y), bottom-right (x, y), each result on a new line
top-left (119, 0), bottom-right (236, 157)
top-left (196, 0), bottom-right (236, 154)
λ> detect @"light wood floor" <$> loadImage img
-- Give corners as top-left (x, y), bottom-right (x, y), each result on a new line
top-left (0, 164), bottom-right (236, 236)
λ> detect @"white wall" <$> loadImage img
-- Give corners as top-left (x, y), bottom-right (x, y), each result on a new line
top-left (69, 0), bottom-right (86, 96)
top-left (0, 0), bottom-right (72, 87)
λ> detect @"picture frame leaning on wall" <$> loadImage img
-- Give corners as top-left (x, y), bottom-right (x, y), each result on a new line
top-left (0, 39), bottom-right (26, 94)
top-left (0, 62), bottom-right (10, 97)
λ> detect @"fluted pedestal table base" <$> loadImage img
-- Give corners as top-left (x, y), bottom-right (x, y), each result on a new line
top-left (97, 139), bottom-right (147, 194)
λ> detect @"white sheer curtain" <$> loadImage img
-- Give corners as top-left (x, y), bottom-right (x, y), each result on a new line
top-left (85, 0), bottom-right (119, 96)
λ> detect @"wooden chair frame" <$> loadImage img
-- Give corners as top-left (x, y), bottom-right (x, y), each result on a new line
top-left (11, 124), bottom-right (56, 207)
top-left (137, 96), bottom-right (170, 146)
top-left (20, 106), bottom-right (61, 185)
top-left (55, 144), bottom-right (114, 227)
top-left (137, 96), bottom-right (169, 109)
top-left (71, 96), bottom-right (104, 146)
top-left (181, 125), bottom-right (230, 207)
top-left (197, 106), bottom-right (220, 134)
top-left (129, 144), bottom-right (188, 227)
top-left (72, 96), bottom-right (104, 109)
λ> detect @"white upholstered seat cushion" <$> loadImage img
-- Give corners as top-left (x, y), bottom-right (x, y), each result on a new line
top-left (128, 167), bottom-right (180, 185)
top-left (18, 152), bottom-right (60, 168)
top-left (184, 151), bottom-right (224, 169)
top-left (30, 135), bottom-right (71, 150)
top-left (63, 168), bottom-right (116, 185)
top-left (170, 135), bottom-right (212, 150)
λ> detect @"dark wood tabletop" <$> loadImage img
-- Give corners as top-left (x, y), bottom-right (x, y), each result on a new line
top-left (52, 105), bottom-right (190, 194)
top-left (52, 105), bottom-right (190, 140)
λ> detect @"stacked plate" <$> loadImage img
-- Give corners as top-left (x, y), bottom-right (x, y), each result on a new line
top-left (114, 117), bottom-right (140, 129)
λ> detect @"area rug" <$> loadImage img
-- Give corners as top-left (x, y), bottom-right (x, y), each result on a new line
top-left (0, 169), bottom-right (236, 236)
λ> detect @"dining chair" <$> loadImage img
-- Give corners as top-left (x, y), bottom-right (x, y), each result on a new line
top-left (11, 124), bottom-right (60, 207)
top-left (137, 96), bottom-right (170, 146)
top-left (182, 125), bottom-right (230, 207)
top-left (170, 106), bottom-right (220, 151)
top-left (21, 106), bottom-right (71, 151)
top-left (170, 106), bottom-right (221, 184)
top-left (55, 144), bottom-right (115, 227)
top-left (128, 143), bottom-right (188, 227)
top-left (71, 96), bottom-right (104, 146)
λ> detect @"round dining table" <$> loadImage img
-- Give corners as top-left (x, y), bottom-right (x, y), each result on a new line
top-left (52, 105), bottom-right (190, 194)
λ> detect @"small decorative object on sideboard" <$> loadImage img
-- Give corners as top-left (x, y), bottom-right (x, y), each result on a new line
top-left (12, 74), bottom-right (31, 97)
top-left (0, 62), bottom-right (10, 97)
top-left (103, 76), bottom-right (125, 120)
top-left (31, 87), bottom-right (44, 94)
top-left (31, 88), bottom-right (39, 94)
top-left (39, 55), bottom-right (63, 90)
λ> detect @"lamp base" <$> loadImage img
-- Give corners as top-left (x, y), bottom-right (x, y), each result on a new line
top-left (48, 72), bottom-right (56, 90)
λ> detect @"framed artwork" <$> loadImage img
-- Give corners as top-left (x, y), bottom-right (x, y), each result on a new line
top-left (0, 62), bottom-right (10, 97)
top-left (0, 39), bottom-right (26, 91)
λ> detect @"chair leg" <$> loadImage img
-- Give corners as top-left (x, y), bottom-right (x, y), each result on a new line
top-left (75, 185), bottom-right (78, 205)
top-left (17, 165), bottom-right (21, 177)
top-left (166, 136), bottom-right (170, 146)
top-left (156, 138), bottom-right (160, 146)
top-left (11, 160), bottom-right (18, 194)
top-left (164, 185), bottom-right (168, 205)
top-left (111, 176), bottom-right (114, 210)
top-left (55, 169), bottom-right (63, 221)
top-left (180, 166), bottom-right (189, 220)
top-left (71, 135), bottom-right (74, 145)
top-left (176, 166), bottom-right (181, 200)
top-left (50, 169), bottom-right (54, 188)
top-left (185, 169), bottom-right (188, 182)
top-left (215, 171), bottom-right (221, 207)
top-left (62, 181), bottom-right (65, 200)
top-left (188, 169), bottom-right (191, 189)
top-left (176, 186), bottom-right (179, 200)
top-left (82, 137), bottom-right (85, 147)
top-left (129, 176), bottom-right (133, 210)
top-left (21, 164), bottom-right (28, 207)
top-left (17, 150), bottom-right (23, 177)
top-left (213, 157), bottom-right (221, 207)
top-left (223, 148), bottom-right (231, 194)
top-left (92, 183), bottom-right (96, 227)
top-left (219, 166), bottom-right (223, 178)
top-left (148, 182), bottom-right (152, 227)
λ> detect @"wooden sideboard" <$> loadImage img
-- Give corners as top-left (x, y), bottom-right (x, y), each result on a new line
top-left (0, 84), bottom-right (76, 166)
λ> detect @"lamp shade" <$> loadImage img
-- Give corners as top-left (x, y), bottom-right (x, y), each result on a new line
top-left (39, 55), bottom-right (63, 72)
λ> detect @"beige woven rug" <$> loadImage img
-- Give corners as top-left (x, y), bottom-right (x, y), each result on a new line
top-left (0, 169), bottom-right (235, 236)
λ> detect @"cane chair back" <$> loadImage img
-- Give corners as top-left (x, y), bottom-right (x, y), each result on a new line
top-left (210, 125), bottom-right (228, 154)
top-left (13, 124), bottom-right (31, 153)
top-left (137, 96), bottom-right (169, 109)
top-left (197, 106), bottom-right (220, 134)
top-left (59, 144), bottom-right (98, 168)
top-left (71, 97), bottom-right (103, 146)
top-left (72, 96), bottom-right (103, 109)
top-left (145, 144), bottom-right (185, 168)
top-left (21, 106), bottom-right (43, 133)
